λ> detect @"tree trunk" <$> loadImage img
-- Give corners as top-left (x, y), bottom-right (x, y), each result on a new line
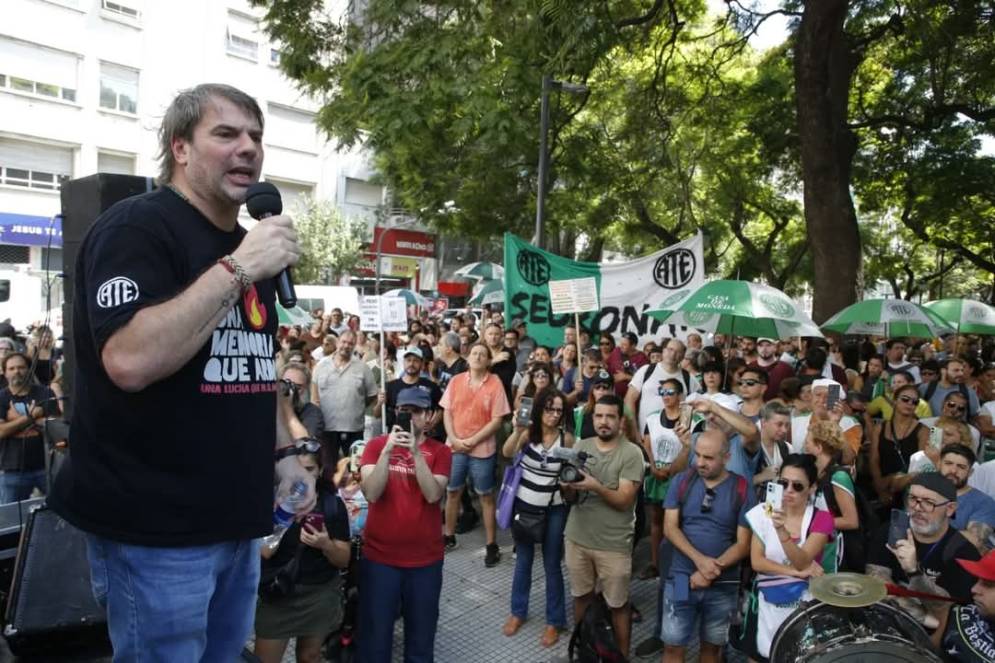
top-left (794, 1), bottom-right (862, 323)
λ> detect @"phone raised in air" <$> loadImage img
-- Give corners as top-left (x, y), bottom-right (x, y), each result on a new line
top-left (888, 509), bottom-right (910, 548)
top-left (825, 384), bottom-right (841, 411)
top-left (765, 481), bottom-right (784, 513)
top-left (516, 397), bottom-right (533, 428)
top-left (395, 410), bottom-right (413, 434)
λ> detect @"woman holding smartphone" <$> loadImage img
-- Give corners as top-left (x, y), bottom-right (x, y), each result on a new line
top-left (501, 387), bottom-right (574, 647)
top-left (514, 362), bottom-right (555, 417)
top-left (745, 454), bottom-right (834, 661)
top-left (254, 448), bottom-right (352, 663)
top-left (639, 378), bottom-right (692, 579)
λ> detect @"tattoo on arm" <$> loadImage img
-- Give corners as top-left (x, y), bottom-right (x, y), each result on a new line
top-left (198, 285), bottom-right (239, 334)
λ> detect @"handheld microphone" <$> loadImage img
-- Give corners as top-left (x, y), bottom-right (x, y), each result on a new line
top-left (245, 182), bottom-right (297, 307)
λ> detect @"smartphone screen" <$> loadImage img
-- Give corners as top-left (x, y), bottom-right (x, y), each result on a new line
top-left (765, 481), bottom-right (784, 513)
top-left (678, 404), bottom-right (693, 431)
top-left (826, 384), bottom-right (840, 411)
top-left (303, 512), bottom-right (325, 532)
top-left (516, 397), bottom-right (533, 427)
top-left (888, 509), bottom-right (910, 548)
top-left (929, 426), bottom-right (944, 450)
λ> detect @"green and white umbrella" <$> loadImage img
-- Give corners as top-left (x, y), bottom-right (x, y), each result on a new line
top-left (277, 303), bottom-right (314, 326)
top-left (925, 298), bottom-right (995, 336)
top-left (382, 288), bottom-right (429, 308)
top-left (454, 261), bottom-right (504, 281)
top-left (468, 278), bottom-right (504, 306)
top-left (821, 298), bottom-right (956, 338)
top-left (646, 280), bottom-right (823, 339)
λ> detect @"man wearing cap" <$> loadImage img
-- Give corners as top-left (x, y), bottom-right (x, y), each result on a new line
top-left (511, 319), bottom-right (536, 369)
top-left (384, 347), bottom-right (443, 434)
top-left (867, 474), bottom-right (981, 616)
top-left (750, 337), bottom-right (794, 401)
top-left (358, 386), bottom-right (452, 663)
top-left (934, 550), bottom-right (995, 661)
top-left (606, 332), bottom-right (649, 399)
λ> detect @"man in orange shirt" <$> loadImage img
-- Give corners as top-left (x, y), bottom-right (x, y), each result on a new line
top-left (440, 342), bottom-right (511, 566)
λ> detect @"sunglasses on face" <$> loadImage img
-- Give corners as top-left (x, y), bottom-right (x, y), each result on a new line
top-left (738, 379), bottom-right (762, 387)
top-left (659, 388), bottom-right (679, 397)
top-left (600, 341), bottom-right (612, 347)
top-left (701, 487), bottom-right (717, 513)
top-left (532, 371), bottom-right (550, 379)
top-left (544, 406), bottom-right (564, 415)
top-left (945, 402), bottom-right (967, 412)
top-left (778, 479), bottom-right (808, 493)
top-left (897, 395), bottom-right (917, 404)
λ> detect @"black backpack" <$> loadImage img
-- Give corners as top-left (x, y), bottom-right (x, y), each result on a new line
top-left (568, 594), bottom-right (627, 663)
top-left (819, 466), bottom-right (880, 572)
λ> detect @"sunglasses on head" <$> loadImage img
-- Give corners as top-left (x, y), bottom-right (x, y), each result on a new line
top-left (777, 479), bottom-right (808, 493)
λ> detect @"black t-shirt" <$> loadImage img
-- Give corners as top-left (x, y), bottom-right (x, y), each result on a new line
top-left (0, 385), bottom-right (57, 471)
top-left (490, 357), bottom-right (517, 403)
top-left (867, 523), bottom-right (981, 601)
top-left (437, 356), bottom-right (467, 393)
top-left (49, 187), bottom-right (278, 546)
top-left (942, 603), bottom-right (995, 663)
top-left (263, 488), bottom-right (350, 586)
top-left (384, 377), bottom-right (443, 433)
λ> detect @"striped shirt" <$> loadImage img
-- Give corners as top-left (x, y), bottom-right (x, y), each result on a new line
top-left (516, 434), bottom-right (565, 507)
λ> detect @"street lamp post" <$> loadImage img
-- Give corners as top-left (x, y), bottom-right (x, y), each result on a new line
top-left (534, 75), bottom-right (589, 250)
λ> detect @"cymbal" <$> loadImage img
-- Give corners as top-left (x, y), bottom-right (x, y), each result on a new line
top-left (810, 572), bottom-right (887, 608)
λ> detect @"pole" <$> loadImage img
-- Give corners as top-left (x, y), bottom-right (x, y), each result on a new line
top-left (374, 228), bottom-right (384, 297)
top-left (534, 74), bottom-right (551, 250)
top-left (379, 294), bottom-right (388, 425)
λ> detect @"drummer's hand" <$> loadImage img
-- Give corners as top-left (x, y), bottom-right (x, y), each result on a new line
top-left (887, 529), bottom-right (919, 574)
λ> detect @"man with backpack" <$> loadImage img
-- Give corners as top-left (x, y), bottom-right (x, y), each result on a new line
top-left (661, 430), bottom-right (756, 663)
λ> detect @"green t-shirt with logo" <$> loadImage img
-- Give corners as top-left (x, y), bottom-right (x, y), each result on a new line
top-left (564, 436), bottom-right (646, 552)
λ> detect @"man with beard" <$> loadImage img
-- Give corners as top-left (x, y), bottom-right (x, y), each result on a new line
top-left (562, 395), bottom-right (645, 658)
top-left (867, 474), bottom-right (981, 621)
top-left (750, 337), bottom-right (794, 401)
top-left (384, 348), bottom-right (443, 436)
top-left (0, 352), bottom-right (57, 502)
top-left (933, 550), bottom-right (995, 661)
top-left (313, 329), bottom-right (378, 466)
top-left (940, 444), bottom-right (995, 552)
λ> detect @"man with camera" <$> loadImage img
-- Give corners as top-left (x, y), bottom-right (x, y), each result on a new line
top-left (278, 362), bottom-right (324, 441)
top-left (358, 387), bottom-right (452, 663)
top-left (562, 394), bottom-right (645, 658)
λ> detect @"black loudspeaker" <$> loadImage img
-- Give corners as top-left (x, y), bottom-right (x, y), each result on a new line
top-left (3, 505), bottom-right (111, 657)
top-left (60, 174), bottom-right (156, 419)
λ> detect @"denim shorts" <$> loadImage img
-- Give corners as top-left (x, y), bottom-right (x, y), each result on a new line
top-left (661, 580), bottom-right (738, 647)
top-left (447, 453), bottom-right (496, 495)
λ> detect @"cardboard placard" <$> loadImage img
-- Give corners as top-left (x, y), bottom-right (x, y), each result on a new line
top-left (360, 296), bottom-right (408, 332)
top-left (548, 277), bottom-right (599, 315)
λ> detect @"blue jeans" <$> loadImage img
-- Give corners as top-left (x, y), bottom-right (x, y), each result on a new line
top-left (357, 557), bottom-right (443, 663)
top-left (85, 534), bottom-right (261, 662)
top-left (0, 469), bottom-right (46, 503)
top-left (447, 453), bottom-right (496, 494)
top-left (661, 579), bottom-right (738, 647)
top-left (510, 503), bottom-right (568, 628)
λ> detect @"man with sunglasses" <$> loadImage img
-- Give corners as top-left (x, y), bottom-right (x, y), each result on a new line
top-left (867, 474), bottom-right (981, 619)
top-left (736, 367), bottom-right (766, 420)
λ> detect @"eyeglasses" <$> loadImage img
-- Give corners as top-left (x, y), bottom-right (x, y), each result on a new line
top-left (945, 402), bottom-right (967, 412)
top-left (599, 341), bottom-right (612, 347)
top-left (658, 388), bottom-right (679, 397)
top-left (777, 479), bottom-right (808, 493)
top-left (738, 379), bottom-right (762, 387)
top-left (544, 406), bottom-right (564, 415)
top-left (532, 371), bottom-right (550, 379)
top-left (897, 395), bottom-right (917, 404)
top-left (701, 487), bottom-right (717, 513)
top-left (906, 495), bottom-right (950, 513)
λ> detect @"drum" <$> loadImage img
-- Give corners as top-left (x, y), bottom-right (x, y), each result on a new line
top-left (770, 599), bottom-right (944, 662)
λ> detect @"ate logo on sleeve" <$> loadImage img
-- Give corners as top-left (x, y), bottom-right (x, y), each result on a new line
top-left (96, 277), bottom-right (140, 308)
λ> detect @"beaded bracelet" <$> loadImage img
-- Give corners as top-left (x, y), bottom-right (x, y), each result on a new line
top-left (218, 254), bottom-right (252, 290)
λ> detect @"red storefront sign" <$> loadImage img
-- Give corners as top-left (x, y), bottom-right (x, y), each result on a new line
top-left (371, 227), bottom-right (436, 257)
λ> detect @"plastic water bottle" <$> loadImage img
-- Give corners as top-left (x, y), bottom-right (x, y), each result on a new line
top-left (262, 480), bottom-right (307, 553)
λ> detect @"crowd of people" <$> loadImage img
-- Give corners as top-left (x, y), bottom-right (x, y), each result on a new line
top-left (264, 306), bottom-right (995, 662)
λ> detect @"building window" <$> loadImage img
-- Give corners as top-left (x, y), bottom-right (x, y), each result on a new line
top-left (226, 12), bottom-right (259, 61)
top-left (97, 151), bottom-right (136, 175)
top-left (101, 0), bottom-right (141, 20)
top-left (0, 138), bottom-right (73, 192)
top-left (99, 63), bottom-right (139, 114)
top-left (0, 246), bottom-right (30, 265)
top-left (344, 177), bottom-right (384, 207)
top-left (0, 37), bottom-right (79, 104)
top-left (266, 178), bottom-right (314, 215)
top-left (265, 103), bottom-right (317, 153)
top-left (270, 48), bottom-right (281, 66)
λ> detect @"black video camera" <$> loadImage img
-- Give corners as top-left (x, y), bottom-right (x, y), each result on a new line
top-left (557, 449), bottom-right (592, 483)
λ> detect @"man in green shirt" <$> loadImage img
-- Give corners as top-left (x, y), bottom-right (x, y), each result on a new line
top-left (562, 394), bottom-right (646, 658)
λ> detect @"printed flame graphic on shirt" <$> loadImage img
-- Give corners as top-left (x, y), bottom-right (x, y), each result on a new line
top-left (243, 285), bottom-right (267, 331)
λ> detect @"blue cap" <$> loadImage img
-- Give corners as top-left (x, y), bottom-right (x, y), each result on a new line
top-left (397, 387), bottom-right (431, 409)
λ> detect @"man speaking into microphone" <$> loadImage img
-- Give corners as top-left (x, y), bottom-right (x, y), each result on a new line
top-left (50, 83), bottom-right (303, 661)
